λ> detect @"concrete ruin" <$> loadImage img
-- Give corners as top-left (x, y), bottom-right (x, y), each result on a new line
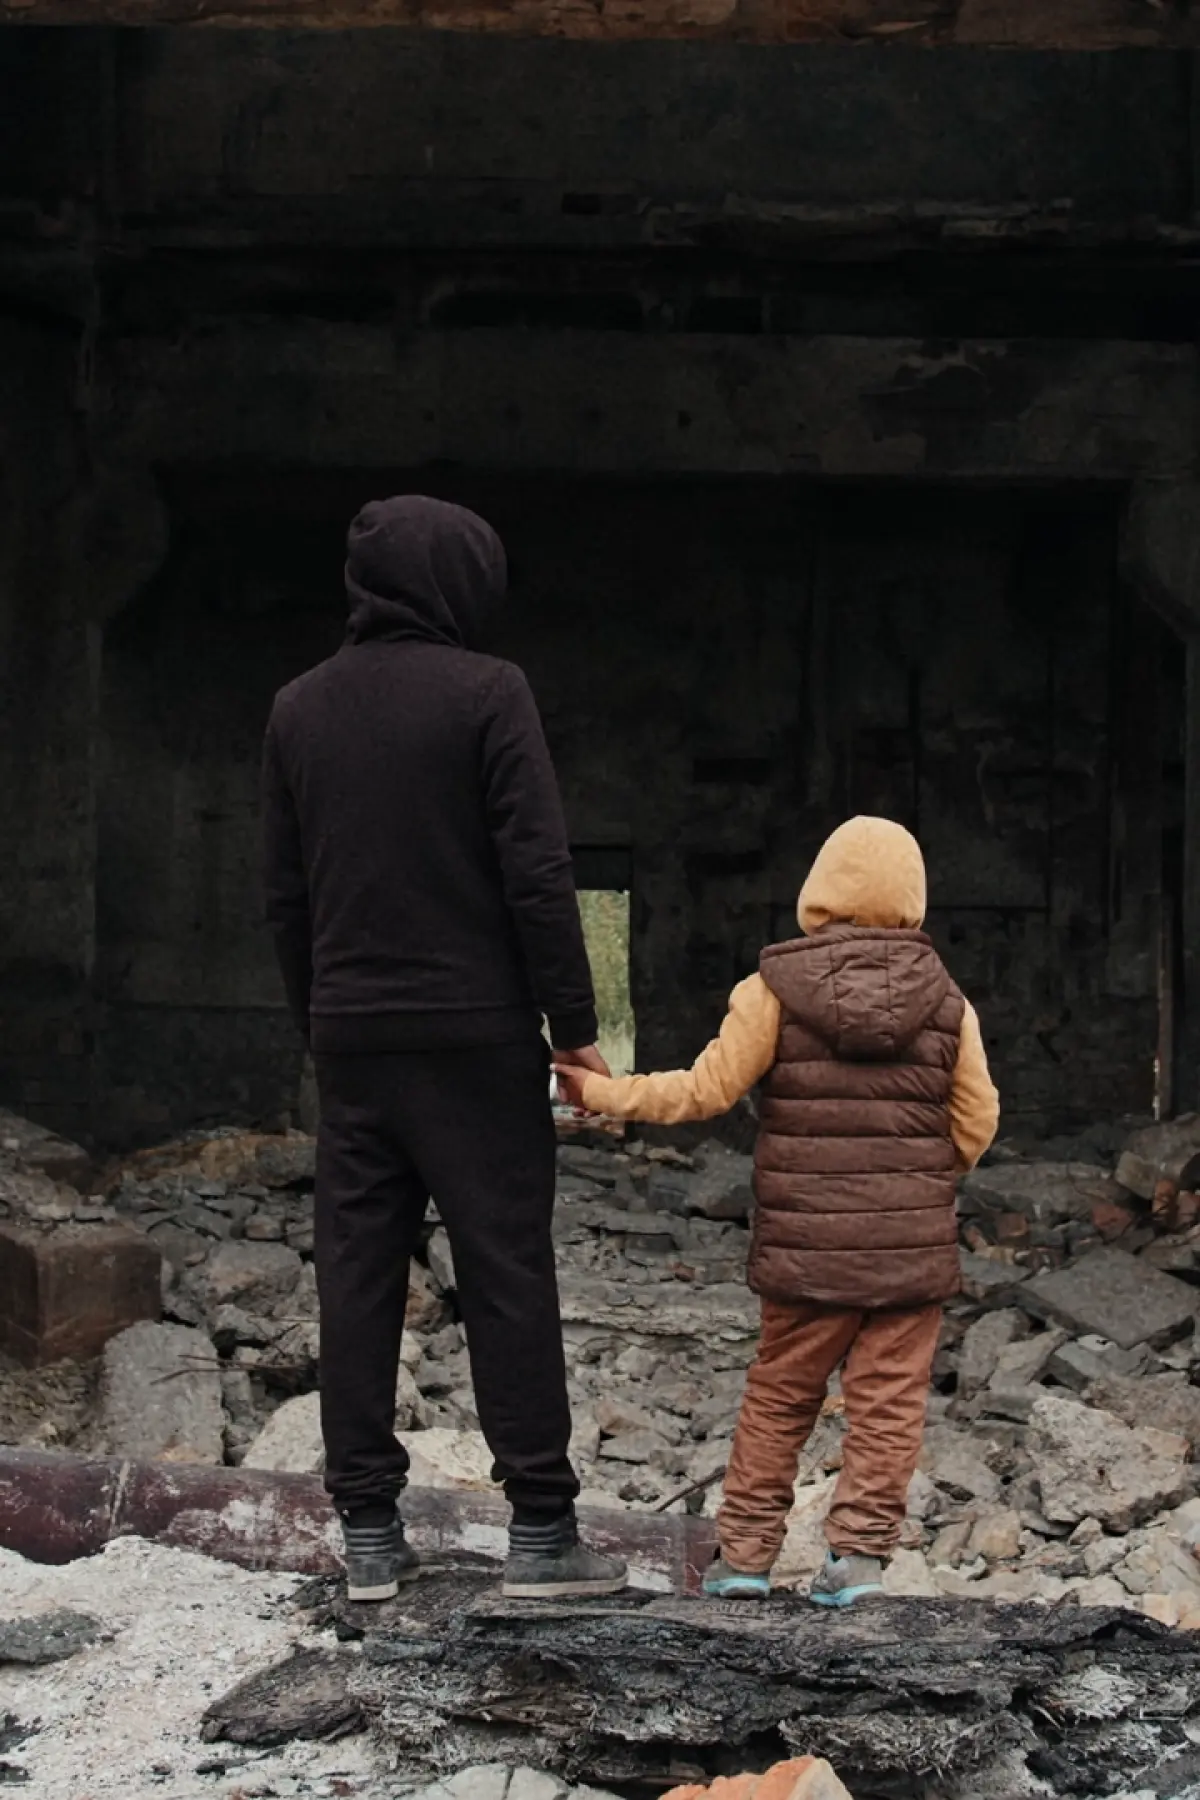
top-left (1, 30), bottom-right (1199, 1149)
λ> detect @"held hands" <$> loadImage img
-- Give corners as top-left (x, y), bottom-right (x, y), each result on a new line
top-left (552, 1043), bottom-right (610, 1114)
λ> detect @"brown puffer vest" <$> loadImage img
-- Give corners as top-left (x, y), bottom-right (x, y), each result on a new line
top-left (750, 924), bottom-right (965, 1310)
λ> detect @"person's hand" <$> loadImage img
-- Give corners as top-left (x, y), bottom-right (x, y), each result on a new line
top-left (553, 1043), bottom-right (612, 1078)
top-left (551, 1044), bottom-right (610, 1111)
top-left (553, 1062), bottom-right (592, 1112)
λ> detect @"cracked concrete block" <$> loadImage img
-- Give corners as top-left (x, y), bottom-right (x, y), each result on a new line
top-left (0, 1221), bottom-right (161, 1365)
top-left (1018, 1246), bottom-right (1197, 1349)
top-left (99, 1320), bottom-right (224, 1463)
top-left (1027, 1394), bottom-right (1192, 1533)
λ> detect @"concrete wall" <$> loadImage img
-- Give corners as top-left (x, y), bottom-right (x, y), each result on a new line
top-left (0, 31), bottom-right (1196, 1142)
top-left (87, 473), bottom-right (1175, 1142)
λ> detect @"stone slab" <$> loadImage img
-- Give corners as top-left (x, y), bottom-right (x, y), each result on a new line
top-left (0, 1221), bottom-right (162, 1366)
top-left (1017, 1246), bottom-right (1198, 1350)
top-left (98, 1320), bottom-right (225, 1464)
top-left (0, 1608), bottom-right (104, 1666)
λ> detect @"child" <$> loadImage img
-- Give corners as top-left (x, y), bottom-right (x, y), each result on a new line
top-left (556, 816), bottom-right (999, 1606)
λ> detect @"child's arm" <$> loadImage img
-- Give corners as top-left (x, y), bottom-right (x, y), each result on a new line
top-left (576, 975), bottom-right (780, 1126)
top-left (949, 1001), bottom-right (1000, 1171)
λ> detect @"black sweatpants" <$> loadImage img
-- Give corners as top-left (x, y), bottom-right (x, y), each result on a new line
top-left (313, 1036), bottom-right (579, 1520)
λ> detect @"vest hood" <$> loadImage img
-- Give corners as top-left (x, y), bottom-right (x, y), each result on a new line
top-left (761, 927), bottom-right (952, 1061)
top-left (797, 816), bottom-right (927, 934)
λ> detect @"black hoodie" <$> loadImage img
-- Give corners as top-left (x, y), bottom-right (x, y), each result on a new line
top-left (262, 496), bottom-right (598, 1053)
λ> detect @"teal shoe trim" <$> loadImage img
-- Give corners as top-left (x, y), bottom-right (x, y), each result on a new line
top-left (809, 1581), bottom-right (883, 1608)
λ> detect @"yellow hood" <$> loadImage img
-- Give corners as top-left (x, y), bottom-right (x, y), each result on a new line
top-left (797, 815), bottom-right (927, 934)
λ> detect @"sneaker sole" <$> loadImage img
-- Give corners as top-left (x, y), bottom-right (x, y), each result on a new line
top-left (501, 1573), bottom-right (629, 1600)
top-left (703, 1580), bottom-right (771, 1600)
top-left (346, 1565), bottom-right (421, 1602)
top-left (809, 1584), bottom-right (884, 1608)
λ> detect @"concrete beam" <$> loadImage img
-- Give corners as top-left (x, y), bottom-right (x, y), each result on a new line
top-left (1, 0), bottom-right (1198, 45)
top-left (98, 331), bottom-right (1197, 482)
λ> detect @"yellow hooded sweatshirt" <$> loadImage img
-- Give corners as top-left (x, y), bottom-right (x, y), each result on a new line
top-left (582, 816), bottom-right (999, 1170)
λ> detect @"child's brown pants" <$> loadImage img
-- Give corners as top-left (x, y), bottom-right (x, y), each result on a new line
top-left (717, 1297), bottom-right (942, 1573)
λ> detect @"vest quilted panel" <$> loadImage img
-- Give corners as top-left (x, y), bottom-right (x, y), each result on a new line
top-left (750, 925), bottom-right (964, 1309)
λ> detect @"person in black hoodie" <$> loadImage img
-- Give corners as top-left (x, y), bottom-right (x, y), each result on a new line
top-left (262, 495), bottom-right (626, 1601)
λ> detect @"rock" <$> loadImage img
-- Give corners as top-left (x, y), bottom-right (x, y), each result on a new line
top-left (0, 1109), bottom-right (93, 1191)
top-left (406, 1427), bottom-right (497, 1491)
top-left (882, 1548), bottom-right (941, 1597)
top-left (1018, 1246), bottom-right (1198, 1349)
top-left (147, 1220), bottom-right (211, 1272)
top-left (961, 1161), bottom-right (1127, 1227)
top-left (1085, 1372), bottom-right (1200, 1456)
top-left (188, 1241), bottom-right (303, 1315)
top-left (686, 1142), bottom-right (756, 1221)
top-left (396, 1364), bottom-right (432, 1431)
top-left (929, 1519), bottom-right (975, 1566)
top-left (0, 1609), bottom-right (105, 1665)
top-left (506, 1774), bottom-right (567, 1800)
top-left (773, 1476), bottom-right (838, 1587)
top-left (243, 1391), bottom-right (324, 1473)
top-left (122, 1130), bottom-right (316, 1193)
top-left (98, 1320), bottom-right (224, 1463)
top-left (407, 1261), bottom-right (451, 1333)
top-left (920, 1431), bottom-right (1002, 1504)
top-left (243, 1214), bottom-right (285, 1242)
top-left (1114, 1526), bottom-right (1200, 1599)
top-left (1082, 1535), bottom-right (1127, 1578)
top-left (595, 1394), bottom-right (665, 1437)
top-left (958, 1251), bottom-right (1030, 1303)
top-left (1026, 1394), bottom-right (1192, 1532)
top-left (599, 1428), bottom-right (674, 1466)
top-left (986, 1327), bottom-right (1067, 1397)
top-left (1116, 1114), bottom-right (1200, 1202)
top-left (0, 1219), bottom-right (162, 1366)
top-left (968, 1507), bottom-right (1023, 1562)
top-left (1048, 1337), bottom-right (1131, 1393)
top-left (1071, 1575), bottom-right (1131, 1608)
top-left (399, 1329), bottom-right (422, 1371)
top-left (210, 1304), bottom-right (276, 1351)
top-left (570, 1405), bottom-right (602, 1465)
top-left (957, 1309), bottom-right (1026, 1399)
top-left (427, 1228), bottom-right (456, 1296)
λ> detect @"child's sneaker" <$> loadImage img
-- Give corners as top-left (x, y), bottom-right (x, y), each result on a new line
top-left (702, 1555), bottom-right (771, 1600)
top-left (808, 1552), bottom-right (884, 1608)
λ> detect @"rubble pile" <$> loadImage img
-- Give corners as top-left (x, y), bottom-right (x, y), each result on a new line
top-left (3, 1107), bottom-right (1200, 1628)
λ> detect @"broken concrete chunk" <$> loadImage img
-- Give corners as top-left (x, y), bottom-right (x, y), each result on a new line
top-left (967, 1507), bottom-right (1023, 1563)
top-left (426, 1227), bottom-right (456, 1297)
top-left (1018, 1245), bottom-right (1197, 1349)
top-left (987, 1327), bottom-right (1066, 1396)
top-left (0, 1108), bottom-right (93, 1191)
top-left (1116, 1114), bottom-right (1200, 1202)
top-left (961, 1161), bottom-right (1126, 1226)
top-left (956, 1308), bottom-right (1026, 1399)
top-left (187, 1240), bottom-right (303, 1315)
top-left (919, 1431), bottom-right (1002, 1504)
top-left (1026, 1394), bottom-right (1192, 1533)
top-left (243, 1391), bottom-right (324, 1473)
top-left (98, 1320), bottom-right (224, 1464)
top-left (1084, 1372), bottom-right (1200, 1456)
top-left (958, 1251), bottom-right (1030, 1303)
top-left (405, 1427), bottom-right (497, 1491)
top-left (0, 1220), bottom-right (162, 1366)
top-left (0, 1608), bottom-right (105, 1665)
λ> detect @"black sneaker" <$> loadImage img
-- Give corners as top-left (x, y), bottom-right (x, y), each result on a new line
top-left (503, 1510), bottom-right (628, 1600)
top-left (341, 1512), bottom-right (420, 1602)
